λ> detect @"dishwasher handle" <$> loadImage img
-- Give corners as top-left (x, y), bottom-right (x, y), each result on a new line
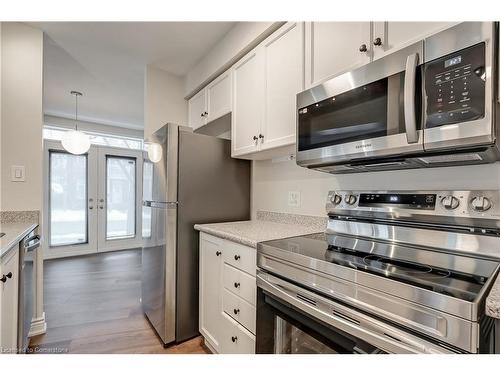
top-left (24, 234), bottom-right (41, 252)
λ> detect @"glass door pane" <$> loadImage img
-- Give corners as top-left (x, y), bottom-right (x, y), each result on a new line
top-left (274, 316), bottom-right (337, 354)
top-left (49, 152), bottom-right (88, 246)
top-left (106, 156), bottom-right (136, 240)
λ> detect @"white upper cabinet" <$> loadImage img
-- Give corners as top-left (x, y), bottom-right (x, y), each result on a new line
top-left (372, 22), bottom-right (457, 60)
top-left (305, 22), bottom-right (371, 89)
top-left (206, 71), bottom-right (232, 123)
top-left (231, 48), bottom-right (264, 156)
top-left (261, 22), bottom-right (304, 151)
top-left (188, 71), bottom-right (232, 130)
top-left (232, 22), bottom-right (304, 158)
top-left (188, 89), bottom-right (207, 130)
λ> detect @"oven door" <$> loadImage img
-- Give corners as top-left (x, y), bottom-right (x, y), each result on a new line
top-left (296, 41), bottom-right (424, 169)
top-left (256, 271), bottom-right (456, 354)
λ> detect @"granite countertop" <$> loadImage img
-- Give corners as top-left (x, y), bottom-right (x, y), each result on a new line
top-left (486, 272), bottom-right (500, 319)
top-left (194, 210), bottom-right (327, 248)
top-left (0, 222), bottom-right (38, 259)
top-left (0, 211), bottom-right (40, 259)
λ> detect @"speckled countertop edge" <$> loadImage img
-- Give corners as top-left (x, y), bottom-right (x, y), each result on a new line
top-left (194, 210), bottom-right (327, 248)
top-left (0, 211), bottom-right (39, 259)
top-left (486, 272), bottom-right (500, 319)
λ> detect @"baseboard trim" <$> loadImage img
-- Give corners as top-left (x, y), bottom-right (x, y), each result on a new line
top-left (29, 312), bottom-right (47, 337)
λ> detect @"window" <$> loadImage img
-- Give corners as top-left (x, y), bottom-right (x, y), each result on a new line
top-left (43, 126), bottom-right (143, 150)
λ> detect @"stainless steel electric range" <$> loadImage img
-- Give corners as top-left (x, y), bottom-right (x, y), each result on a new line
top-left (256, 190), bottom-right (500, 354)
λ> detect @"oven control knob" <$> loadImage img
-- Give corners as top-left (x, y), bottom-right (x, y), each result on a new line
top-left (441, 195), bottom-right (459, 210)
top-left (345, 194), bottom-right (357, 205)
top-left (330, 194), bottom-right (342, 205)
top-left (471, 196), bottom-right (492, 212)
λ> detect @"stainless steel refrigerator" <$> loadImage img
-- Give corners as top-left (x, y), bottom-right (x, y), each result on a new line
top-left (141, 123), bottom-right (250, 346)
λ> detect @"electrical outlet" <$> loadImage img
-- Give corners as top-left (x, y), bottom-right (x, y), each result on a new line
top-left (288, 191), bottom-right (301, 207)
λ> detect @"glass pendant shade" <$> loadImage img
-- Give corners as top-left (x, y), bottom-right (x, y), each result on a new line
top-left (147, 143), bottom-right (162, 163)
top-left (61, 129), bottom-right (91, 155)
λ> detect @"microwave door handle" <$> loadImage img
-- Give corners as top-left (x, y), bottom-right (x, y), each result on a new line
top-left (404, 52), bottom-right (419, 144)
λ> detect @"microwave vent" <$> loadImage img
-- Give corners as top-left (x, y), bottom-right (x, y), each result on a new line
top-left (418, 153), bottom-right (483, 164)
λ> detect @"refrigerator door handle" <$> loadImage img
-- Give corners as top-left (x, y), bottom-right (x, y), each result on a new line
top-left (143, 200), bottom-right (178, 208)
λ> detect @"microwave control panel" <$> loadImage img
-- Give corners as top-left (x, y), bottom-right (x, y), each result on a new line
top-left (424, 42), bottom-right (485, 129)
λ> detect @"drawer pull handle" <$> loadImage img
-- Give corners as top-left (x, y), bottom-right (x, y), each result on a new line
top-left (234, 282), bottom-right (240, 288)
top-left (231, 336), bottom-right (238, 343)
top-left (215, 251), bottom-right (221, 256)
top-left (234, 255), bottom-right (241, 260)
top-left (233, 308), bottom-right (240, 315)
top-left (1, 275), bottom-right (7, 283)
top-left (6, 272), bottom-right (13, 279)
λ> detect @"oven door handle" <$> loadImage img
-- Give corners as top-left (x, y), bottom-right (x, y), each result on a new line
top-left (257, 272), bottom-right (455, 354)
top-left (404, 52), bottom-right (420, 144)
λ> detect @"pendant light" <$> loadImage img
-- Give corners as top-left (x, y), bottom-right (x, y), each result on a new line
top-left (61, 90), bottom-right (90, 155)
top-left (147, 142), bottom-right (162, 163)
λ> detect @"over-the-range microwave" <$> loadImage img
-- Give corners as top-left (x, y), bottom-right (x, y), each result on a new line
top-left (296, 22), bottom-right (500, 173)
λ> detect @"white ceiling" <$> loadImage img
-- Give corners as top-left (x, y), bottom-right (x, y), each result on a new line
top-left (29, 22), bottom-right (236, 129)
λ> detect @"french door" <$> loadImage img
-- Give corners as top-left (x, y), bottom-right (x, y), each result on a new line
top-left (43, 140), bottom-right (144, 258)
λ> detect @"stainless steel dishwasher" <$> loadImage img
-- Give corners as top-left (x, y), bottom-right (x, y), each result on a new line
top-left (18, 231), bottom-right (40, 353)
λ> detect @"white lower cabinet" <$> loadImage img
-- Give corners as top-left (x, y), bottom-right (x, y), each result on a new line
top-left (199, 232), bottom-right (256, 354)
top-left (0, 246), bottom-right (20, 353)
top-left (220, 311), bottom-right (255, 354)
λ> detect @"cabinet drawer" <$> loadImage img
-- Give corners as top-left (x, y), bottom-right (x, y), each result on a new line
top-left (220, 312), bottom-right (255, 354)
top-left (223, 289), bottom-right (256, 334)
top-left (223, 263), bottom-right (256, 306)
top-left (222, 240), bottom-right (256, 276)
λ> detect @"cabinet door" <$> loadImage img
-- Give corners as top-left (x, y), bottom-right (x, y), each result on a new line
top-left (199, 234), bottom-right (223, 352)
top-left (261, 22), bottom-right (304, 151)
top-left (206, 71), bottom-right (231, 123)
top-left (188, 89), bottom-right (207, 130)
top-left (231, 48), bottom-right (263, 157)
top-left (220, 312), bottom-right (255, 354)
top-left (1, 247), bottom-right (19, 353)
top-left (305, 22), bottom-right (371, 88)
top-left (372, 22), bottom-right (457, 60)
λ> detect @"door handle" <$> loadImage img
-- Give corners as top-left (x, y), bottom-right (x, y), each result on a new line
top-left (404, 52), bottom-right (419, 144)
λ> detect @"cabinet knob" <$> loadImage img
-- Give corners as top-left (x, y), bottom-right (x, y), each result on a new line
top-left (359, 44), bottom-right (367, 52)
top-left (373, 37), bottom-right (382, 46)
top-left (233, 308), bottom-right (240, 315)
top-left (258, 134), bottom-right (264, 141)
top-left (215, 251), bottom-right (221, 256)
top-left (234, 282), bottom-right (240, 288)
top-left (231, 336), bottom-right (238, 343)
top-left (204, 111), bottom-right (208, 116)
top-left (6, 272), bottom-right (12, 279)
top-left (234, 255), bottom-right (240, 261)
top-left (253, 135), bottom-right (258, 141)
top-left (0, 275), bottom-right (6, 283)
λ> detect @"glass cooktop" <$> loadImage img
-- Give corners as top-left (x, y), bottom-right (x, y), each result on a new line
top-left (260, 233), bottom-right (500, 302)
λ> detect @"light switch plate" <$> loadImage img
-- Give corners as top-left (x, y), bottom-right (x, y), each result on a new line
top-left (11, 165), bottom-right (25, 182)
top-left (288, 191), bottom-right (301, 207)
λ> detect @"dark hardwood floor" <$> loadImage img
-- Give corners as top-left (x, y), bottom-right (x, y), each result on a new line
top-left (29, 249), bottom-right (209, 354)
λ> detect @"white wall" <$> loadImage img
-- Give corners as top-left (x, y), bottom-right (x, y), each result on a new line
top-left (44, 114), bottom-right (144, 139)
top-left (144, 65), bottom-right (187, 138)
top-left (185, 22), bottom-right (282, 98)
top-left (0, 22), bottom-right (45, 333)
top-left (1, 22), bottom-right (44, 212)
top-left (252, 159), bottom-right (500, 218)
